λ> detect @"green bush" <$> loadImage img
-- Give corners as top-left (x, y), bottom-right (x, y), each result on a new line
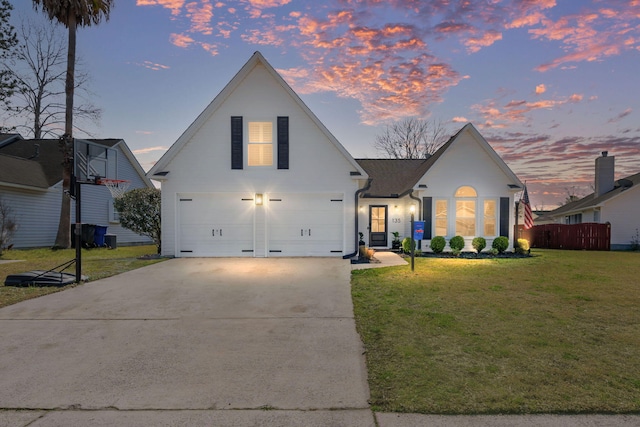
top-left (472, 237), bottom-right (486, 253)
top-left (430, 236), bottom-right (446, 254)
top-left (449, 235), bottom-right (465, 251)
top-left (402, 237), bottom-right (416, 253)
top-left (492, 236), bottom-right (509, 254)
top-left (516, 238), bottom-right (530, 254)
top-left (451, 248), bottom-right (461, 257)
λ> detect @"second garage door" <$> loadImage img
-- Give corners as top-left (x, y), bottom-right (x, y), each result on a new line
top-left (267, 193), bottom-right (344, 256)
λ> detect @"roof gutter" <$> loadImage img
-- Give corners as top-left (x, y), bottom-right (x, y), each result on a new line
top-left (409, 189), bottom-right (421, 218)
top-left (343, 178), bottom-right (373, 259)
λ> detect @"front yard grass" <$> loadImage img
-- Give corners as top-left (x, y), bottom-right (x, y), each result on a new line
top-left (352, 249), bottom-right (640, 414)
top-left (0, 245), bottom-right (166, 308)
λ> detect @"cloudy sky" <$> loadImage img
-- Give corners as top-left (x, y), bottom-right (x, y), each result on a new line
top-left (7, 0), bottom-right (640, 208)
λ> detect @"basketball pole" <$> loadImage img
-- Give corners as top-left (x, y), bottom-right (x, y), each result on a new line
top-left (74, 174), bottom-right (82, 283)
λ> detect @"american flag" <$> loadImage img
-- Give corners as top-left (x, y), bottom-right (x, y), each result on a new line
top-left (522, 184), bottom-right (534, 230)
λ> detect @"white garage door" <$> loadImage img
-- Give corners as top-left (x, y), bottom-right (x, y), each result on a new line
top-left (178, 193), bottom-right (254, 257)
top-left (267, 193), bottom-right (344, 256)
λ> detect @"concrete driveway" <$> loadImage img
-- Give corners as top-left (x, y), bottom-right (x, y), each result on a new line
top-left (0, 258), bottom-right (374, 426)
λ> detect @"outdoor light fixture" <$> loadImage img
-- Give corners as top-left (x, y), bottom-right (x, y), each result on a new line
top-left (410, 205), bottom-right (415, 214)
top-left (255, 193), bottom-right (263, 205)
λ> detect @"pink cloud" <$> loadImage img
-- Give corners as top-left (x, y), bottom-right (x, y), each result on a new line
top-left (535, 84), bottom-right (546, 94)
top-left (136, 0), bottom-right (185, 16)
top-left (170, 33), bottom-right (194, 47)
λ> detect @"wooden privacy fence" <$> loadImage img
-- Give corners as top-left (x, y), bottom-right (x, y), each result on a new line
top-left (516, 223), bottom-right (611, 251)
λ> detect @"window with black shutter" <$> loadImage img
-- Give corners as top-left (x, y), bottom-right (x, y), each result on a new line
top-left (231, 116), bottom-right (243, 169)
top-left (277, 116), bottom-right (289, 169)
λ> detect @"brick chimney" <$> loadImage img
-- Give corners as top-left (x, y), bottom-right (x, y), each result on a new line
top-left (595, 151), bottom-right (614, 197)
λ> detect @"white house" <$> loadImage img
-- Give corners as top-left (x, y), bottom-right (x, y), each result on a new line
top-left (149, 52), bottom-right (523, 258)
top-left (0, 136), bottom-right (154, 248)
top-left (355, 124), bottom-right (523, 252)
top-left (545, 151), bottom-right (640, 250)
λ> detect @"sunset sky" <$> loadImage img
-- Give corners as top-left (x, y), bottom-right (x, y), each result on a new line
top-left (7, 0), bottom-right (640, 208)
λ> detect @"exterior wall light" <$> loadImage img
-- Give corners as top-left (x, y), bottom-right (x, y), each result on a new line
top-left (255, 193), bottom-right (263, 205)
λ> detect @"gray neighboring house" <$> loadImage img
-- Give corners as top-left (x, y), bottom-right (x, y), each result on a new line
top-left (545, 151), bottom-right (640, 250)
top-left (0, 135), bottom-right (154, 249)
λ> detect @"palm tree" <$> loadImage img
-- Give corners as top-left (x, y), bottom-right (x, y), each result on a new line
top-left (32, 0), bottom-right (114, 248)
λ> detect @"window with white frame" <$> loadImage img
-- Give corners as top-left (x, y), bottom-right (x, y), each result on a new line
top-left (455, 186), bottom-right (477, 236)
top-left (108, 199), bottom-right (120, 223)
top-left (435, 199), bottom-right (447, 236)
top-left (483, 199), bottom-right (496, 236)
top-left (247, 121), bottom-right (273, 166)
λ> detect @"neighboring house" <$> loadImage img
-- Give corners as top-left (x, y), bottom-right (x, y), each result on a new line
top-left (148, 52), bottom-right (523, 258)
top-left (0, 136), bottom-right (154, 248)
top-left (545, 151), bottom-right (640, 250)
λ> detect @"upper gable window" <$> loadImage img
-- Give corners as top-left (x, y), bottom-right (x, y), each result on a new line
top-left (248, 121), bottom-right (273, 166)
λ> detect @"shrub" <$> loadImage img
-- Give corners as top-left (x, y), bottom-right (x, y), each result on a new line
top-left (516, 238), bottom-right (530, 254)
top-left (492, 236), bottom-right (509, 254)
top-left (430, 236), bottom-right (446, 254)
top-left (451, 248), bottom-right (461, 257)
top-left (0, 198), bottom-right (17, 257)
top-left (402, 237), bottom-right (416, 253)
top-left (472, 237), bottom-right (486, 253)
top-left (113, 188), bottom-right (162, 253)
top-left (449, 235), bottom-right (465, 251)
top-left (489, 247), bottom-right (499, 256)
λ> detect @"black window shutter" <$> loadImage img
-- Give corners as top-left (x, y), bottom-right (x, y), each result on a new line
top-left (422, 197), bottom-right (433, 239)
top-left (499, 197), bottom-right (509, 237)
top-left (277, 116), bottom-right (289, 169)
top-left (231, 116), bottom-right (243, 170)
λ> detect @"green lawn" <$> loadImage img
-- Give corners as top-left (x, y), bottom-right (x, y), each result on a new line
top-left (352, 249), bottom-right (640, 414)
top-left (0, 245), bottom-right (166, 308)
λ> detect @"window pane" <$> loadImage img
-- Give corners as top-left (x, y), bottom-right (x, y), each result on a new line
top-left (248, 143), bottom-right (273, 166)
top-left (455, 186), bottom-right (477, 197)
top-left (249, 122), bottom-right (272, 143)
top-left (484, 200), bottom-right (496, 236)
top-left (456, 200), bottom-right (475, 236)
top-left (435, 200), bottom-right (447, 236)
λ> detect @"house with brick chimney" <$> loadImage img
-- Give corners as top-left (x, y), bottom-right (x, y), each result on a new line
top-left (545, 151), bottom-right (640, 250)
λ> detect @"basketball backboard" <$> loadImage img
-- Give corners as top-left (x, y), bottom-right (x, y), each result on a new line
top-left (73, 139), bottom-right (117, 184)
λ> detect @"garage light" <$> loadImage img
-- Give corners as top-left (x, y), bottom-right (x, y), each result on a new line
top-left (255, 194), bottom-right (263, 205)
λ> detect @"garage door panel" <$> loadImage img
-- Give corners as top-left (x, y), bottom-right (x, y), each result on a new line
top-left (179, 193), bottom-right (254, 257)
top-left (267, 194), bottom-right (343, 256)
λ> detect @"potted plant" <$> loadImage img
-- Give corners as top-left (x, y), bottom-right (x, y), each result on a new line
top-left (391, 232), bottom-right (401, 251)
top-left (358, 232), bottom-right (366, 259)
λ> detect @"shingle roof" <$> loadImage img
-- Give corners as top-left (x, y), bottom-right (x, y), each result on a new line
top-left (354, 127), bottom-right (460, 198)
top-left (548, 171), bottom-right (640, 216)
top-left (0, 138), bottom-right (119, 187)
top-left (0, 154), bottom-right (49, 189)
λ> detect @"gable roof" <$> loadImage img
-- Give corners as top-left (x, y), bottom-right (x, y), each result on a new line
top-left (0, 154), bottom-right (50, 190)
top-left (0, 138), bottom-right (152, 188)
top-left (148, 51), bottom-right (367, 179)
top-left (0, 133), bottom-right (23, 145)
top-left (356, 123), bottom-right (522, 197)
top-left (548, 171), bottom-right (640, 217)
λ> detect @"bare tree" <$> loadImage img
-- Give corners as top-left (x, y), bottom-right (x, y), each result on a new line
top-left (374, 118), bottom-right (449, 159)
top-left (560, 186), bottom-right (584, 206)
top-left (2, 20), bottom-right (101, 139)
top-left (0, 0), bottom-right (19, 129)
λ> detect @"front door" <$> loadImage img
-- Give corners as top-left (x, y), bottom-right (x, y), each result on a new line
top-left (369, 205), bottom-right (388, 247)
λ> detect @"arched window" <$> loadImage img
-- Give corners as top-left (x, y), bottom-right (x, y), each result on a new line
top-left (455, 186), bottom-right (476, 236)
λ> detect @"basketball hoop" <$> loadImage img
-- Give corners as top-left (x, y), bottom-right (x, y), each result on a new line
top-left (98, 178), bottom-right (131, 198)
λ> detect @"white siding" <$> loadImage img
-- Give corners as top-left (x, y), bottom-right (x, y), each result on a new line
top-left (158, 62), bottom-right (359, 257)
top-left (601, 186), bottom-right (640, 248)
top-left (0, 186), bottom-right (61, 248)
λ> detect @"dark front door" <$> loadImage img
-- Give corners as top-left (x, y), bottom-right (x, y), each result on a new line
top-left (369, 205), bottom-right (388, 247)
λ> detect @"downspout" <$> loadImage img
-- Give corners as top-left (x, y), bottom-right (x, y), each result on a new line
top-left (343, 178), bottom-right (373, 259)
top-left (409, 189), bottom-right (422, 249)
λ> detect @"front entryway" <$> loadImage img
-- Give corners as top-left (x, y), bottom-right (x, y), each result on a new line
top-left (369, 205), bottom-right (388, 247)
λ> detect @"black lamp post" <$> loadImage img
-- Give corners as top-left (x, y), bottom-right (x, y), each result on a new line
top-left (410, 205), bottom-right (415, 271)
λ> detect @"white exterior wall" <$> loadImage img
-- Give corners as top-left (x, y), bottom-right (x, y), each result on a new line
top-left (601, 186), bottom-right (640, 249)
top-left (159, 63), bottom-right (360, 257)
top-left (357, 198), bottom-right (412, 247)
top-left (415, 129), bottom-right (518, 251)
top-left (0, 186), bottom-right (61, 248)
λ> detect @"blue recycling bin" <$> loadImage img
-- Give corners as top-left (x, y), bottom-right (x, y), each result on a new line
top-left (94, 225), bottom-right (108, 247)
